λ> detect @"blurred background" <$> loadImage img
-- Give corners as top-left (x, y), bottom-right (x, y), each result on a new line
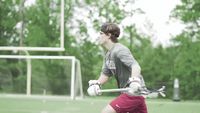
top-left (0, 0), bottom-right (200, 101)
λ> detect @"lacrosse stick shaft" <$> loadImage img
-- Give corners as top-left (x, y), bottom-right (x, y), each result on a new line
top-left (98, 88), bottom-right (130, 93)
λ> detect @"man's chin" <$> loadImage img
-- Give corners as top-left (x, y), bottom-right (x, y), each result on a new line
top-left (97, 41), bottom-right (103, 45)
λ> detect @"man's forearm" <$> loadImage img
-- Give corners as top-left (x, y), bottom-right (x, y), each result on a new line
top-left (97, 74), bottom-right (109, 85)
top-left (131, 63), bottom-right (141, 78)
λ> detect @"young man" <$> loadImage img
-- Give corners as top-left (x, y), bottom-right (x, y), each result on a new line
top-left (87, 23), bottom-right (148, 113)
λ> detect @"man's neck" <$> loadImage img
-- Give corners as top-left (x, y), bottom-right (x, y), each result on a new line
top-left (103, 41), bottom-right (116, 51)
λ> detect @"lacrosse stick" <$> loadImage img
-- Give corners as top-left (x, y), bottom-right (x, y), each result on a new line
top-left (98, 86), bottom-right (166, 97)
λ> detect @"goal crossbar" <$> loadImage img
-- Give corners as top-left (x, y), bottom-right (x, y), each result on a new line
top-left (0, 47), bottom-right (65, 51)
top-left (0, 55), bottom-right (75, 59)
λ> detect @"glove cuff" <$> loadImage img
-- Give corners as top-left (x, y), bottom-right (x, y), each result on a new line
top-left (128, 77), bottom-right (141, 85)
top-left (130, 77), bottom-right (140, 81)
top-left (89, 80), bottom-right (101, 87)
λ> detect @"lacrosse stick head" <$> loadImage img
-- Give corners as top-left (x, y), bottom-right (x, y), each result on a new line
top-left (159, 92), bottom-right (166, 97)
top-left (158, 86), bottom-right (165, 91)
top-left (158, 86), bottom-right (166, 97)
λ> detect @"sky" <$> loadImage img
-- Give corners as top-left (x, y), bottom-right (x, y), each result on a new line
top-left (70, 0), bottom-right (185, 47)
top-left (120, 0), bottom-right (185, 47)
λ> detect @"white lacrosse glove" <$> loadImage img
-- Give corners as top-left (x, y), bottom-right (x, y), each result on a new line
top-left (87, 80), bottom-right (101, 96)
top-left (128, 77), bottom-right (142, 95)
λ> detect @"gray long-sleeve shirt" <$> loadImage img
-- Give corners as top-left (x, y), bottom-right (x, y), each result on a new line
top-left (101, 43), bottom-right (146, 88)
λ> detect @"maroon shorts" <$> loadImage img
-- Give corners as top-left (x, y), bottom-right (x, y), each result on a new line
top-left (110, 93), bottom-right (148, 113)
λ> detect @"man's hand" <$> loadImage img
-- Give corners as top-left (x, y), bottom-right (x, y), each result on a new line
top-left (128, 77), bottom-right (141, 95)
top-left (87, 80), bottom-right (101, 96)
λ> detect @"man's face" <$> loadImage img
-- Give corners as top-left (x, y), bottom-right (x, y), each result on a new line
top-left (97, 31), bottom-right (110, 45)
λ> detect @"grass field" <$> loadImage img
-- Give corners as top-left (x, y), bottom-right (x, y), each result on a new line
top-left (0, 94), bottom-right (199, 113)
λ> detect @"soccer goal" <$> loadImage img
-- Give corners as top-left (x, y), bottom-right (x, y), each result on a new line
top-left (0, 55), bottom-right (83, 100)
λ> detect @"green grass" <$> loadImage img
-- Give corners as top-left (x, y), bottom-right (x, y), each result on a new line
top-left (0, 95), bottom-right (199, 113)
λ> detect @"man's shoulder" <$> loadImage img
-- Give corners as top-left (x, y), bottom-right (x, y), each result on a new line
top-left (114, 43), bottom-right (130, 52)
top-left (110, 43), bottom-right (131, 58)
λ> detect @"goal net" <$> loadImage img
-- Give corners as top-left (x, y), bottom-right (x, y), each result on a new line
top-left (0, 55), bottom-right (83, 100)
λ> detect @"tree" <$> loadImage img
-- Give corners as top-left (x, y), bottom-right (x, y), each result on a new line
top-left (173, 0), bottom-right (200, 40)
top-left (170, 0), bottom-right (200, 99)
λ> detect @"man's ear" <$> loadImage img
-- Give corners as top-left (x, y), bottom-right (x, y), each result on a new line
top-left (107, 33), bottom-right (111, 38)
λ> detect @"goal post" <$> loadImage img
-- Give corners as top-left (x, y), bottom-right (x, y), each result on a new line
top-left (0, 55), bottom-right (84, 100)
top-left (0, 0), bottom-right (65, 52)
